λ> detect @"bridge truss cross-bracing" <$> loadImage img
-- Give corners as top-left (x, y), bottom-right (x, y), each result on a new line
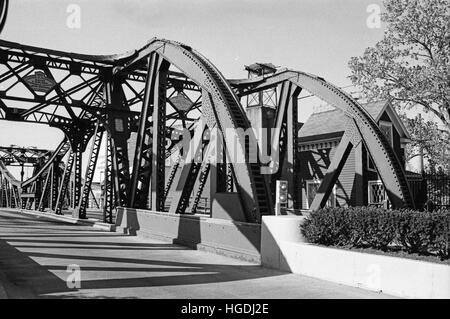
top-left (0, 38), bottom-right (414, 224)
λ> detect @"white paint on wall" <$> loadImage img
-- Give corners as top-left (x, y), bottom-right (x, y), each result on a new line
top-left (261, 216), bottom-right (450, 299)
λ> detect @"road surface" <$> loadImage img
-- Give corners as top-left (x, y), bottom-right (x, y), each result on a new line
top-left (0, 209), bottom-right (394, 299)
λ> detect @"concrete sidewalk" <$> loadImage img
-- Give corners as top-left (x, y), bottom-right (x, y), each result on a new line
top-left (0, 209), bottom-right (395, 299)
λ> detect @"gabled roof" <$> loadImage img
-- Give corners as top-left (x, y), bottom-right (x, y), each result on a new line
top-left (298, 100), bottom-right (410, 143)
top-left (297, 109), bottom-right (346, 143)
top-left (362, 100), bottom-right (387, 120)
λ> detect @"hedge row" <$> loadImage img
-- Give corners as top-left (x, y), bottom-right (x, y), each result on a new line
top-left (300, 207), bottom-right (450, 259)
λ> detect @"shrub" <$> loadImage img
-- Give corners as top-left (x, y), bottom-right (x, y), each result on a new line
top-left (301, 207), bottom-right (450, 259)
top-left (360, 208), bottom-right (398, 251)
top-left (301, 207), bottom-right (351, 246)
top-left (397, 210), bottom-right (436, 254)
top-left (430, 210), bottom-right (450, 259)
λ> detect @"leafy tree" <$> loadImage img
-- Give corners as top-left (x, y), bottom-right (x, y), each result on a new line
top-left (400, 113), bottom-right (450, 172)
top-left (349, 0), bottom-right (450, 147)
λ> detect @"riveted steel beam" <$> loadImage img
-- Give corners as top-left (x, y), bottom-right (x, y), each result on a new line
top-left (309, 123), bottom-right (358, 210)
top-left (104, 77), bottom-right (131, 207)
top-left (269, 81), bottom-right (302, 209)
top-left (75, 123), bottom-right (103, 218)
top-left (129, 53), bottom-right (166, 208)
top-left (234, 70), bottom-right (414, 209)
top-left (54, 151), bottom-right (75, 214)
top-left (150, 58), bottom-right (170, 211)
top-left (103, 134), bottom-right (115, 223)
top-left (168, 119), bottom-right (209, 215)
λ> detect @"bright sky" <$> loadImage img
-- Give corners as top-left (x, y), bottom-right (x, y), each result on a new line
top-left (0, 0), bottom-right (385, 179)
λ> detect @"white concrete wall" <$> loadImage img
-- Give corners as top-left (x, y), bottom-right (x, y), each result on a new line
top-left (261, 215), bottom-right (450, 299)
top-left (261, 216), bottom-right (308, 270)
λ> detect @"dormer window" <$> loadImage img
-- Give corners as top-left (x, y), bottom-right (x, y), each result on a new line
top-left (379, 120), bottom-right (394, 147)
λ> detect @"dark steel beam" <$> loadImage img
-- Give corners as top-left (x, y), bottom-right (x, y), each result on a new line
top-left (150, 58), bottom-right (170, 211)
top-left (76, 123), bottom-right (103, 218)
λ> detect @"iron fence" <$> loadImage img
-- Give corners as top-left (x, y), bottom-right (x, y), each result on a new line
top-left (407, 171), bottom-right (450, 210)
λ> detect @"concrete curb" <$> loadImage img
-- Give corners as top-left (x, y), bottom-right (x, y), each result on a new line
top-left (18, 209), bottom-right (115, 231)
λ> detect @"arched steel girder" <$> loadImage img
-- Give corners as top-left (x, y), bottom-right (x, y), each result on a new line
top-left (0, 0), bottom-right (8, 34)
top-left (0, 37), bottom-right (411, 220)
top-left (16, 143), bottom-right (66, 212)
top-left (116, 39), bottom-right (272, 222)
top-left (231, 69), bottom-right (414, 209)
top-left (21, 138), bottom-right (69, 188)
top-left (0, 160), bottom-right (20, 187)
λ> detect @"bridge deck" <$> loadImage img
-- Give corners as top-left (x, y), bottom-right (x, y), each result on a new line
top-left (0, 209), bottom-right (394, 299)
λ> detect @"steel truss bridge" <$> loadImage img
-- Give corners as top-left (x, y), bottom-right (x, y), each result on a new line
top-left (0, 38), bottom-right (414, 224)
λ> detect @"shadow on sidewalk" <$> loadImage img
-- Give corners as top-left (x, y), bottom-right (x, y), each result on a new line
top-left (0, 239), bottom-right (74, 298)
top-left (0, 211), bottom-right (283, 299)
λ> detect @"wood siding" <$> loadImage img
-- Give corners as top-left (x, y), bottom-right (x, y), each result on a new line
top-left (298, 110), bottom-right (406, 208)
top-left (299, 144), bottom-right (357, 209)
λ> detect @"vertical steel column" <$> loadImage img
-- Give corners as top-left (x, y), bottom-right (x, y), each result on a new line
top-left (103, 134), bottom-right (115, 223)
top-left (282, 84), bottom-right (301, 209)
top-left (104, 76), bottom-right (131, 208)
top-left (354, 143), bottom-right (365, 206)
top-left (0, 172), bottom-right (4, 207)
top-left (216, 150), bottom-right (227, 193)
top-left (12, 186), bottom-right (19, 208)
top-left (150, 59), bottom-right (170, 211)
top-left (55, 151), bottom-right (75, 215)
top-left (73, 151), bottom-right (82, 209)
top-left (37, 169), bottom-right (52, 211)
top-left (24, 183), bottom-right (34, 210)
top-left (5, 179), bottom-right (10, 208)
top-left (209, 125), bottom-right (226, 203)
top-left (129, 53), bottom-right (159, 208)
top-left (33, 174), bottom-right (43, 210)
top-left (270, 81), bottom-right (301, 209)
top-left (50, 160), bottom-right (59, 210)
top-left (76, 124), bottom-right (103, 218)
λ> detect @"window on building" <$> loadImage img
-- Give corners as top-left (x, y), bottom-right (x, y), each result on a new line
top-left (379, 121), bottom-right (394, 147)
top-left (305, 179), bottom-right (336, 209)
top-left (368, 180), bottom-right (387, 206)
top-left (247, 92), bottom-right (260, 107)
